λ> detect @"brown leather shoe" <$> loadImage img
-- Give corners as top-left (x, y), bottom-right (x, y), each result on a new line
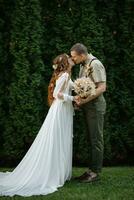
top-left (73, 171), bottom-right (91, 180)
top-left (80, 172), bottom-right (100, 183)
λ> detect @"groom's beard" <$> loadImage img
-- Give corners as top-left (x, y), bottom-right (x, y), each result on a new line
top-left (80, 61), bottom-right (86, 65)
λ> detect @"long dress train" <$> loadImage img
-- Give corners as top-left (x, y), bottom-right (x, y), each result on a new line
top-left (0, 72), bottom-right (74, 196)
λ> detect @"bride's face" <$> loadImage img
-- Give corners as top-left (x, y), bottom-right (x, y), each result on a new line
top-left (68, 58), bottom-right (75, 68)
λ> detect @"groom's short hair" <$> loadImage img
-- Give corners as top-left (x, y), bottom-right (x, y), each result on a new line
top-left (70, 43), bottom-right (88, 55)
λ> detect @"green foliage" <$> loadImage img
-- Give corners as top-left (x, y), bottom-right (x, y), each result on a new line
top-left (0, 0), bottom-right (133, 166)
top-left (0, 167), bottom-right (134, 200)
top-left (1, 0), bottom-right (46, 161)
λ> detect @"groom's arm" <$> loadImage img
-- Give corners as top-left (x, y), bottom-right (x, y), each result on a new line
top-left (58, 92), bottom-right (79, 103)
top-left (77, 59), bottom-right (106, 105)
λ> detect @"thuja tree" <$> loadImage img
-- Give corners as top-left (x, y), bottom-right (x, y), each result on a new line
top-left (110, 0), bottom-right (134, 164)
top-left (94, 0), bottom-right (134, 165)
top-left (0, 0), bottom-right (15, 162)
top-left (0, 11), bottom-right (6, 157)
top-left (41, 0), bottom-right (76, 77)
top-left (93, 0), bottom-right (119, 164)
top-left (41, 0), bottom-right (79, 114)
top-left (3, 0), bottom-right (45, 163)
top-left (0, 0), bottom-right (133, 166)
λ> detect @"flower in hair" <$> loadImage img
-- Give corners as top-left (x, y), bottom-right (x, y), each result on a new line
top-left (59, 57), bottom-right (62, 61)
top-left (52, 64), bottom-right (58, 70)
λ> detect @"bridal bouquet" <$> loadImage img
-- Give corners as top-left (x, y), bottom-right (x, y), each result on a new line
top-left (73, 77), bottom-right (96, 98)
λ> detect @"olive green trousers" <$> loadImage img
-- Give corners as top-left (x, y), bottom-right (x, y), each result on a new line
top-left (82, 95), bottom-right (106, 173)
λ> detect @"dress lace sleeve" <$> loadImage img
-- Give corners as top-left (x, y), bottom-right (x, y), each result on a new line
top-left (53, 72), bottom-right (74, 102)
top-left (69, 79), bottom-right (74, 88)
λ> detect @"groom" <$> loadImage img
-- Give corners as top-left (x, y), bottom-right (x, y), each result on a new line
top-left (70, 43), bottom-right (106, 182)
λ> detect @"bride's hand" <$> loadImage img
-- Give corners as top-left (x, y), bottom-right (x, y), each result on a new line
top-left (76, 96), bottom-right (89, 106)
top-left (57, 92), bottom-right (64, 100)
top-left (74, 96), bottom-right (81, 104)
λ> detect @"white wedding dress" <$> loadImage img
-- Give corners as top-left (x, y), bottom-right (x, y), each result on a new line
top-left (0, 72), bottom-right (74, 197)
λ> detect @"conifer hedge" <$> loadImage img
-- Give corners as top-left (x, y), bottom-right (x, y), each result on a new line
top-left (0, 0), bottom-right (133, 166)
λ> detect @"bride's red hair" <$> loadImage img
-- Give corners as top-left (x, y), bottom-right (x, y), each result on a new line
top-left (48, 54), bottom-right (69, 106)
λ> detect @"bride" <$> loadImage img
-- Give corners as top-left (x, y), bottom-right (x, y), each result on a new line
top-left (0, 53), bottom-right (77, 196)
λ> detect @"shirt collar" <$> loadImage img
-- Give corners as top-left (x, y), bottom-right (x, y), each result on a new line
top-left (85, 53), bottom-right (94, 65)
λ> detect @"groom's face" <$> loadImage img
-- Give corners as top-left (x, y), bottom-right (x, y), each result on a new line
top-left (71, 51), bottom-right (85, 64)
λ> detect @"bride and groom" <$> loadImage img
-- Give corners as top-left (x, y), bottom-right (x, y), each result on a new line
top-left (0, 43), bottom-right (106, 196)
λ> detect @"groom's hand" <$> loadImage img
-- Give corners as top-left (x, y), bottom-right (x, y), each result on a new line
top-left (73, 96), bottom-right (81, 110)
top-left (74, 96), bottom-right (81, 104)
top-left (76, 96), bottom-right (89, 106)
top-left (73, 103), bottom-right (80, 110)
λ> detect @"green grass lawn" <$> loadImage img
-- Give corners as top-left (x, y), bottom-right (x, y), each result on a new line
top-left (0, 167), bottom-right (133, 200)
